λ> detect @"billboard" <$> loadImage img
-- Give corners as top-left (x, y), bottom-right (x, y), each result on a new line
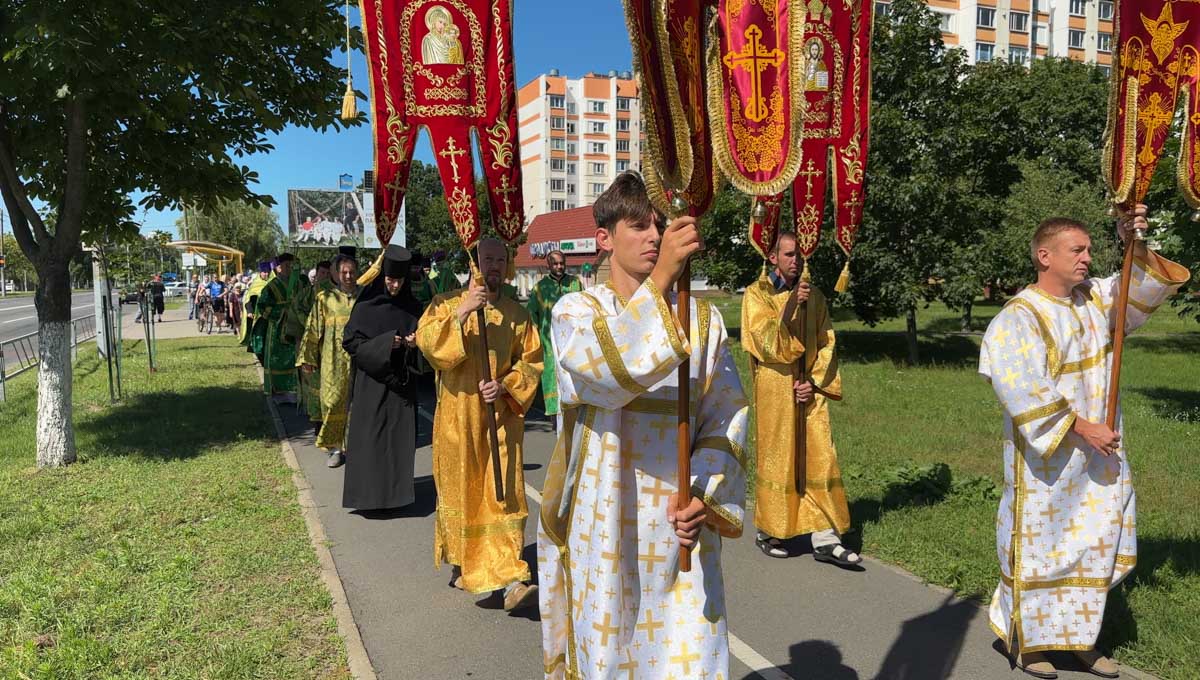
top-left (286, 190), bottom-right (404, 250)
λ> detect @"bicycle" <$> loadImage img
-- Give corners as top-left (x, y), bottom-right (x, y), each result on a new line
top-left (196, 297), bottom-right (215, 334)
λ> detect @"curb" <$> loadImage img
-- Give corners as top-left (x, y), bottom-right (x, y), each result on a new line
top-left (262, 380), bottom-right (378, 680)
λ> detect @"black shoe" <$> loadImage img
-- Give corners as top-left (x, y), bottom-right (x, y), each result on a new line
top-left (814, 543), bottom-right (863, 567)
top-left (756, 532), bottom-right (788, 558)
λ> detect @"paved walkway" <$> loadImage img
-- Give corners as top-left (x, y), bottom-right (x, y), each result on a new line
top-left (276, 394), bottom-right (1155, 680)
top-left (121, 302), bottom-right (240, 341)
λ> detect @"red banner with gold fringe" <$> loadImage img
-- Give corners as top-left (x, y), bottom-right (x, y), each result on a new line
top-left (1103, 0), bottom-right (1200, 210)
top-left (708, 0), bottom-right (806, 198)
top-left (360, 0), bottom-right (524, 252)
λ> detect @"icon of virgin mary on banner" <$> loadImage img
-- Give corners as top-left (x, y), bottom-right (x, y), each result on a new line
top-left (359, 0), bottom-right (524, 263)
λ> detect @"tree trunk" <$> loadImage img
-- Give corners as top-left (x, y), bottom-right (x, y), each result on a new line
top-left (35, 265), bottom-right (76, 468)
top-left (905, 306), bottom-right (920, 365)
top-left (960, 299), bottom-right (974, 332)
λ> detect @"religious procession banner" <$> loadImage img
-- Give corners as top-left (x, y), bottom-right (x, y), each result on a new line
top-left (745, 0), bottom-right (872, 290)
top-left (1102, 0), bottom-right (1200, 209)
top-left (624, 0), bottom-right (717, 215)
top-left (360, 0), bottom-right (525, 253)
top-left (708, 0), bottom-right (807, 198)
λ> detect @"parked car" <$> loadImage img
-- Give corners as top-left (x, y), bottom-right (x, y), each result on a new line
top-left (117, 288), bottom-right (141, 305)
top-left (164, 282), bottom-right (188, 298)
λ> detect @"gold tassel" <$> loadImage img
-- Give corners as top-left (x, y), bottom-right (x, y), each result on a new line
top-left (800, 259), bottom-right (812, 283)
top-left (834, 260), bottom-right (850, 293)
top-left (341, 79), bottom-right (357, 121)
top-left (357, 250), bottom-right (384, 286)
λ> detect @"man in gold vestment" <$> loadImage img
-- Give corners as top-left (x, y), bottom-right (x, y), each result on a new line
top-left (416, 237), bottom-right (543, 611)
top-left (742, 232), bottom-right (861, 567)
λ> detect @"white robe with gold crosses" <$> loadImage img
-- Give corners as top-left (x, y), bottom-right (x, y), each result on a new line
top-left (979, 249), bottom-right (1189, 654)
top-left (537, 278), bottom-right (749, 680)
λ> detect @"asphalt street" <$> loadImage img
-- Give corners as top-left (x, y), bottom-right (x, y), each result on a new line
top-left (0, 292), bottom-right (97, 344)
top-left (279, 393), bottom-right (1133, 680)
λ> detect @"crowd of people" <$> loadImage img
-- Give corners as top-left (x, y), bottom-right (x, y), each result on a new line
top-left (208, 172), bottom-right (1186, 680)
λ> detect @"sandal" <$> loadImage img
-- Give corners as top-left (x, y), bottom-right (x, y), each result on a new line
top-left (1073, 650), bottom-right (1119, 678)
top-left (448, 566), bottom-right (464, 590)
top-left (814, 543), bottom-right (863, 567)
top-left (756, 532), bottom-right (788, 558)
top-left (1016, 651), bottom-right (1058, 679)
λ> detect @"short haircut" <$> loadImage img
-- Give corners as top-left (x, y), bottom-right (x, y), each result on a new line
top-left (1030, 218), bottom-right (1088, 266)
top-left (546, 249), bottom-right (565, 262)
top-left (774, 231), bottom-right (797, 254)
top-left (593, 171), bottom-right (662, 231)
top-left (332, 254), bottom-right (357, 273)
top-left (276, 253), bottom-right (295, 263)
top-left (315, 260), bottom-right (332, 271)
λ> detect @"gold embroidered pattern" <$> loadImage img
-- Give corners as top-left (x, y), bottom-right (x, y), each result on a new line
top-left (1060, 343), bottom-right (1113, 374)
top-left (486, 119), bottom-right (514, 168)
top-left (592, 317), bottom-right (646, 396)
top-left (645, 278), bottom-right (690, 362)
top-left (1007, 297), bottom-right (1061, 379)
top-left (695, 436), bottom-right (748, 469)
top-left (399, 0), bottom-right (486, 118)
top-left (446, 186), bottom-right (475, 240)
top-left (460, 517), bottom-right (525, 539)
top-left (1012, 397), bottom-right (1070, 427)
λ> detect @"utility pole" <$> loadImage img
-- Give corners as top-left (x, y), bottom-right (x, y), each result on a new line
top-left (1, 209), bottom-right (7, 298)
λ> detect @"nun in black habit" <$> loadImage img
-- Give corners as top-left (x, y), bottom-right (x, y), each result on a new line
top-left (341, 245), bottom-right (423, 510)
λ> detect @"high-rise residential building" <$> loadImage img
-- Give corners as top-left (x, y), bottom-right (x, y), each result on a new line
top-left (518, 70), bottom-right (642, 220)
top-left (876, 0), bottom-right (1113, 73)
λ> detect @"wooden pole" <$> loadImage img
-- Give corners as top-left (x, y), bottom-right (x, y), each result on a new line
top-left (1105, 226), bottom-right (1143, 430)
top-left (793, 284), bottom-right (809, 496)
top-left (473, 253), bottom-right (505, 503)
top-left (676, 260), bottom-right (692, 573)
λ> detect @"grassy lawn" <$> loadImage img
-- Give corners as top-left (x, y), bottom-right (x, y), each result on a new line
top-left (0, 337), bottom-right (350, 679)
top-left (717, 294), bottom-right (1200, 679)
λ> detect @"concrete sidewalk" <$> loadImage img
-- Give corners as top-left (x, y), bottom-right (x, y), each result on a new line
top-left (122, 302), bottom-right (240, 341)
top-left (277, 399), bottom-right (1152, 680)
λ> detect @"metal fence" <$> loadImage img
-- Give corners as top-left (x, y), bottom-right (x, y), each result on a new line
top-left (0, 314), bottom-right (97, 401)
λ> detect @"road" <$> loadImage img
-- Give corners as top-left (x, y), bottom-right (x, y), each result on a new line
top-left (0, 292), bottom-right (97, 344)
top-left (279, 396), bottom-right (1141, 680)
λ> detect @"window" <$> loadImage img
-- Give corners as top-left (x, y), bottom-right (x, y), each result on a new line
top-left (1098, 64), bottom-right (1112, 77)
top-left (566, 183), bottom-right (576, 194)
top-left (566, 122), bottom-right (577, 134)
top-left (1010, 11), bottom-right (1028, 32)
top-left (975, 42), bottom-right (994, 63)
top-left (551, 158), bottom-right (565, 171)
top-left (1068, 29), bottom-right (1085, 48)
top-left (875, 1), bottom-right (892, 19)
top-left (616, 118), bottom-right (631, 132)
top-left (566, 102), bottom-right (577, 114)
top-left (616, 139), bottom-right (630, 152)
top-left (1069, 0), bottom-right (1086, 16)
top-left (590, 162), bottom-right (607, 174)
top-left (616, 160), bottom-right (630, 172)
top-left (588, 141), bottom-right (607, 154)
top-left (551, 137), bottom-right (565, 150)
top-left (616, 97), bottom-right (631, 111)
top-left (549, 95), bottom-right (565, 108)
top-left (566, 162), bottom-right (576, 174)
top-left (589, 100), bottom-right (606, 113)
top-left (1097, 32), bottom-right (1112, 52)
top-left (1009, 46), bottom-right (1029, 65)
top-left (590, 182), bottom-right (606, 194)
top-left (935, 12), bottom-right (953, 32)
top-left (567, 203), bottom-right (577, 210)
top-left (566, 142), bottom-right (577, 155)
top-left (550, 179), bottom-right (565, 192)
top-left (551, 116), bottom-right (565, 130)
top-left (1098, 0), bottom-right (1113, 20)
top-left (1036, 23), bottom-right (1049, 46)
top-left (551, 200), bottom-right (566, 211)
top-left (589, 121), bottom-right (607, 133)
top-left (976, 6), bottom-right (995, 28)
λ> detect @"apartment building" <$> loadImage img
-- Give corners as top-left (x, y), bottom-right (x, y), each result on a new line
top-left (517, 70), bottom-right (642, 220)
top-left (876, 0), bottom-right (1114, 72)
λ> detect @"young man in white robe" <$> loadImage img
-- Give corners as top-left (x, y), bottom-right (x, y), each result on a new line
top-left (537, 172), bottom-right (749, 679)
top-left (980, 205), bottom-right (1189, 679)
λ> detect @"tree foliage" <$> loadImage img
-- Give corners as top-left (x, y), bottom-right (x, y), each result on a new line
top-left (175, 200), bottom-right (285, 271)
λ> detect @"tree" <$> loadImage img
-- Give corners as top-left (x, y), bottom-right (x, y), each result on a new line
top-left (176, 200), bottom-right (285, 271)
top-left (1, 1), bottom-right (358, 467)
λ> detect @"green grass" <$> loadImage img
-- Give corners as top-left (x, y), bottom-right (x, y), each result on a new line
top-left (720, 295), bottom-right (1200, 680)
top-left (0, 338), bottom-right (350, 679)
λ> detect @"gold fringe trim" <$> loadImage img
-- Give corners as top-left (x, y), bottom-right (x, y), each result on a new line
top-left (834, 261), bottom-right (850, 293)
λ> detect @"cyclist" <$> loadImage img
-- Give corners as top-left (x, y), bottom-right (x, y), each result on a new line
top-left (208, 276), bottom-right (227, 331)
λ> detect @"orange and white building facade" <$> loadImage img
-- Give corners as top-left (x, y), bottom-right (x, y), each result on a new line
top-left (877, 0), bottom-right (1113, 72)
top-left (517, 70), bottom-right (642, 221)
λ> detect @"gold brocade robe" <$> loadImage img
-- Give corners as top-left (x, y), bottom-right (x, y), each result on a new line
top-left (296, 285), bottom-right (355, 450)
top-left (416, 290), bottom-right (543, 593)
top-left (741, 277), bottom-right (849, 539)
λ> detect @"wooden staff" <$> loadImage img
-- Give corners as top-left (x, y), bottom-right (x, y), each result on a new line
top-left (672, 195), bottom-right (693, 573)
top-left (474, 256), bottom-right (505, 503)
top-left (793, 275), bottom-right (809, 496)
top-left (1105, 219), bottom-right (1145, 430)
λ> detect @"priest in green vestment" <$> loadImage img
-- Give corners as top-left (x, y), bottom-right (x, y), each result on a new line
top-left (254, 253), bottom-right (301, 399)
top-left (241, 261), bottom-right (273, 354)
top-left (524, 250), bottom-right (581, 417)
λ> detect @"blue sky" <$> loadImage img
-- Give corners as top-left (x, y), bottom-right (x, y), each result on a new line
top-left (144, 0), bottom-right (633, 236)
